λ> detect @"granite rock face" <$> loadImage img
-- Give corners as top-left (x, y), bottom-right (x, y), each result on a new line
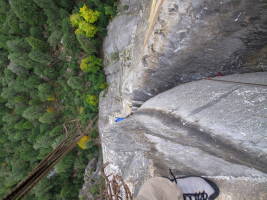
top-left (103, 0), bottom-right (267, 107)
top-left (100, 73), bottom-right (267, 199)
top-left (84, 0), bottom-right (267, 199)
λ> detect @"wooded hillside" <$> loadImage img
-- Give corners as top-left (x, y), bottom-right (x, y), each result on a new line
top-left (0, 0), bottom-right (116, 199)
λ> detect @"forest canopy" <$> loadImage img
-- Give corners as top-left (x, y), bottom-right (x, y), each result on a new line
top-left (0, 0), bottom-right (116, 199)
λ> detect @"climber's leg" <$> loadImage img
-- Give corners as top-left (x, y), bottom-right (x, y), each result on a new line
top-left (135, 175), bottom-right (220, 200)
top-left (135, 177), bottom-right (183, 200)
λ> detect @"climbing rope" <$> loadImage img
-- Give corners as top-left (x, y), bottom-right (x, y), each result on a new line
top-left (144, 0), bottom-right (166, 46)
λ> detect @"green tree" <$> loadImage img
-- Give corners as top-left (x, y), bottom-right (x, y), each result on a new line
top-left (22, 106), bottom-right (43, 121)
top-left (24, 76), bottom-right (42, 89)
top-left (8, 52), bottom-right (38, 69)
top-left (47, 30), bottom-right (62, 48)
top-left (39, 112), bottom-right (57, 124)
top-left (76, 34), bottom-right (98, 55)
top-left (1, 87), bottom-right (16, 100)
top-left (2, 113), bottom-right (20, 124)
top-left (26, 36), bottom-right (49, 52)
top-left (29, 49), bottom-right (53, 65)
top-left (9, 0), bottom-right (45, 25)
top-left (67, 77), bottom-right (84, 90)
top-left (6, 38), bottom-right (30, 52)
top-left (37, 83), bottom-right (53, 101)
top-left (30, 26), bottom-right (44, 39)
top-left (32, 0), bottom-right (61, 32)
top-left (7, 62), bottom-right (28, 76)
top-left (14, 120), bottom-right (33, 130)
top-left (33, 65), bottom-right (58, 80)
top-left (0, 34), bottom-right (10, 49)
top-left (6, 10), bottom-right (21, 35)
top-left (55, 0), bottom-right (74, 11)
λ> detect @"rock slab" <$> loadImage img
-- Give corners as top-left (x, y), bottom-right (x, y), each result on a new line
top-left (88, 0), bottom-right (267, 199)
top-left (100, 72), bottom-right (267, 199)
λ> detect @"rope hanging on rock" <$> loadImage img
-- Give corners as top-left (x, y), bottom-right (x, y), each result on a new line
top-left (144, 0), bottom-right (166, 46)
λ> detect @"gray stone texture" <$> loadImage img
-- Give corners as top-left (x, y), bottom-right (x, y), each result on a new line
top-left (103, 0), bottom-right (267, 105)
top-left (84, 0), bottom-right (267, 199)
top-left (99, 73), bottom-right (267, 199)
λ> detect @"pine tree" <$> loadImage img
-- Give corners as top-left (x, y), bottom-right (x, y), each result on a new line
top-left (76, 34), bottom-right (98, 55)
top-left (67, 77), bottom-right (84, 90)
top-left (37, 83), bottom-right (53, 101)
top-left (55, 0), bottom-right (74, 11)
top-left (24, 76), bottom-right (42, 89)
top-left (0, 35), bottom-right (11, 49)
top-left (30, 27), bottom-right (44, 39)
top-left (6, 38), bottom-right (30, 52)
top-left (8, 52), bottom-right (38, 70)
top-left (2, 112), bottom-right (20, 124)
top-left (29, 49), bottom-right (53, 65)
top-left (33, 65), bottom-right (58, 80)
top-left (0, 50), bottom-right (8, 66)
top-left (26, 37), bottom-right (49, 52)
top-left (32, 0), bottom-right (61, 32)
top-left (1, 87), bottom-right (16, 100)
top-left (9, 0), bottom-right (45, 25)
top-left (38, 112), bottom-right (57, 124)
top-left (7, 62), bottom-right (28, 76)
top-left (48, 31), bottom-right (62, 48)
top-left (6, 10), bottom-right (26, 35)
top-left (22, 106), bottom-right (43, 121)
top-left (14, 120), bottom-right (33, 130)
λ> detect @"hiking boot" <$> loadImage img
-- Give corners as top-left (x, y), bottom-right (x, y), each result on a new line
top-left (168, 170), bottom-right (220, 200)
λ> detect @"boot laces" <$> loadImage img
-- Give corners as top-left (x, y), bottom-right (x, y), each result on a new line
top-left (168, 169), bottom-right (208, 200)
top-left (183, 192), bottom-right (208, 200)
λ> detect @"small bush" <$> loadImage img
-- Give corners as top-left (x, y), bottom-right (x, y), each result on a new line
top-left (77, 136), bottom-right (90, 149)
top-left (70, 13), bottom-right (82, 27)
top-left (80, 56), bottom-right (102, 73)
top-left (76, 21), bottom-right (98, 38)
top-left (79, 5), bottom-right (100, 24)
top-left (85, 95), bottom-right (98, 106)
top-left (70, 4), bottom-right (100, 38)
